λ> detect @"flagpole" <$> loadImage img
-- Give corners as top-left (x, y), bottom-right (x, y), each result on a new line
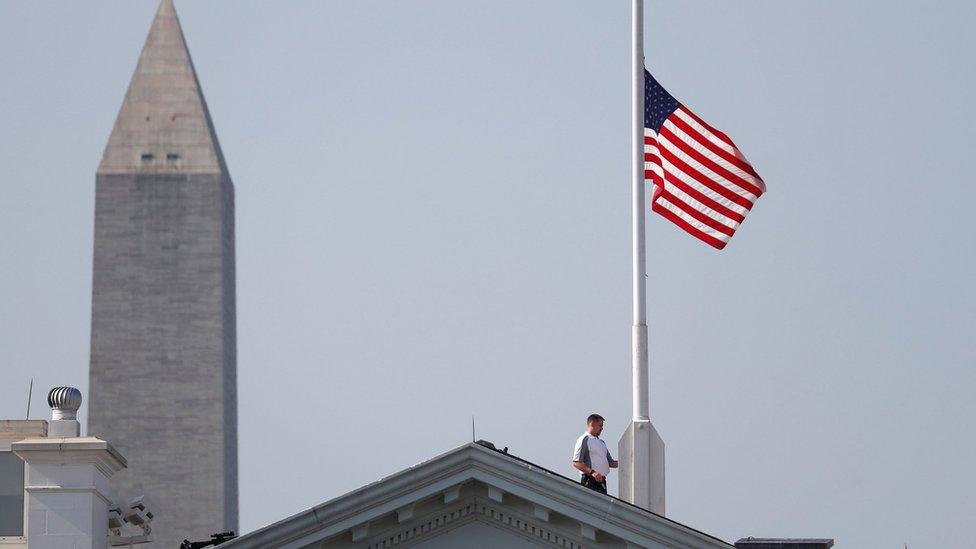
top-left (631, 0), bottom-right (649, 423)
top-left (619, 0), bottom-right (664, 516)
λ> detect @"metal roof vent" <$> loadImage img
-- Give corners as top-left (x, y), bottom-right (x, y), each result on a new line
top-left (48, 386), bottom-right (82, 420)
top-left (47, 386), bottom-right (82, 437)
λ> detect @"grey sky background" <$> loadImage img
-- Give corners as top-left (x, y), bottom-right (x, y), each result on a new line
top-left (1, 1), bottom-right (974, 547)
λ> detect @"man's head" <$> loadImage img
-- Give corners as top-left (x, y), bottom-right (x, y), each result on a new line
top-left (586, 413), bottom-right (605, 436)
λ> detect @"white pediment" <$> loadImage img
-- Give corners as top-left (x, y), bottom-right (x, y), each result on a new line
top-left (224, 443), bottom-right (731, 549)
top-left (358, 495), bottom-right (590, 549)
top-left (397, 519), bottom-right (557, 549)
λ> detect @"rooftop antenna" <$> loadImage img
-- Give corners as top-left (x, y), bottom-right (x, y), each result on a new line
top-left (25, 377), bottom-right (34, 419)
top-left (471, 415), bottom-right (476, 442)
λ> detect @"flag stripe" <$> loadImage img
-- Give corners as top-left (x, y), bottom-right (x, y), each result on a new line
top-left (644, 147), bottom-right (663, 168)
top-left (660, 121), bottom-right (761, 199)
top-left (657, 139), bottom-right (755, 210)
top-left (672, 109), bottom-right (762, 182)
top-left (651, 198), bottom-right (729, 250)
top-left (648, 130), bottom-right (747, 223)
top-left (661, 119), bottom-right (764, 196)
top-left (658, 188), bottom-right (736, 236)
top-left (659, 169), bottom-right (746, 223)
top-left (675, 107), bottom-right (734, 153)
top-left (646, 170), bottom-right (664, 187)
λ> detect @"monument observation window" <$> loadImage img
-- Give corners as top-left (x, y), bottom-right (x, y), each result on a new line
top-left (167, 153), bottom-right (180, 161)
top-left (0, 452), bottom-right (24, 536)
top-left (141, 153), bottom-right (154, 161)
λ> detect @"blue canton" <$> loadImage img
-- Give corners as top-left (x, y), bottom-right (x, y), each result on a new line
top-left (644, 70), bottom-right (680, 132)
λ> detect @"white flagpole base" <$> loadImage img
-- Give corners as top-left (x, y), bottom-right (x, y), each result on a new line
top-left (618, 419), bottom-right (666, 515)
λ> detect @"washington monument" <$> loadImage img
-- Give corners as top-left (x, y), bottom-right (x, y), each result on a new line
top-left (87, 1), bottom-right (237, 545)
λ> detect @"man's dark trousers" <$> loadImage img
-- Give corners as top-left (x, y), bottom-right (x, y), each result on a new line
top-left (581, 474), bottom-right (607, 494)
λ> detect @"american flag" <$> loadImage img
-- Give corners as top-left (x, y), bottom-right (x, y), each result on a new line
top-left (644, 70), bottom-right (765, 250)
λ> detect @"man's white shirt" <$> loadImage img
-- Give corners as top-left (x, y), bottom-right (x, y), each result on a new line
top-left (573, 433), bottom-right (611, 476)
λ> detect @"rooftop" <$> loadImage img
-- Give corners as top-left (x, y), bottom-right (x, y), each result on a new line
top-left (734, 538), bottom-right (835, 549)
top-left (225, 440), bottom-right (735, 548)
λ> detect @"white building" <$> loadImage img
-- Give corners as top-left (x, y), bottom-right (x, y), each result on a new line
top-left (0, 388), bottom-right (152, 549)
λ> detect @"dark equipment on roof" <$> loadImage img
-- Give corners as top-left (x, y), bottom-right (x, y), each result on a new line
top-left (180, 531), bottom-right (237, 549)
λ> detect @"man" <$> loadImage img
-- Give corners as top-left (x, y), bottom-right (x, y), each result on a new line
top-left (572, 413), bottom-right (618, 494)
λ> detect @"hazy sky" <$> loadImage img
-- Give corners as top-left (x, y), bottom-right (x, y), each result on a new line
top-left (2, 1), bottom-right (974, 547)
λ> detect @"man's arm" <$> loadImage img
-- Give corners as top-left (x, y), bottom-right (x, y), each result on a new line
top-left (572, 460), bottom-right (592, 474)
top-left (572, 460), bottom-right (605, 482)
top-left (607, 450), bottom-right (618, 468)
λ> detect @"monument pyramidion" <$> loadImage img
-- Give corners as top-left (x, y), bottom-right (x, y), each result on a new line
top-left (88, 0), bottom-right (237, 546)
